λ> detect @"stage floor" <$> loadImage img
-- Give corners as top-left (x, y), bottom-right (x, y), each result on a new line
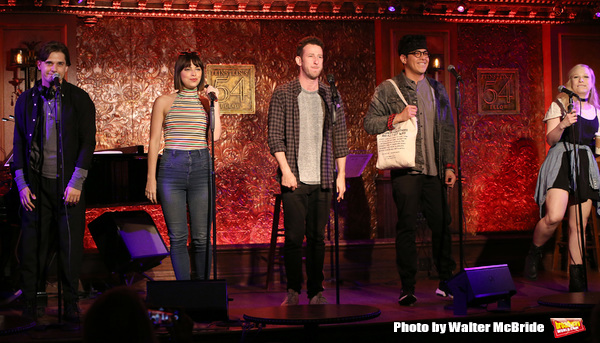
top-left (1, 269), bottom-right (599, 343)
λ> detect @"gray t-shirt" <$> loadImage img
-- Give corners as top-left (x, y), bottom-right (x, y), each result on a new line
top-left (297, 88), bottom-right (324, 184)
top-left (41, 96), bottom-right (58, 179)
top-left (416, 78), bottom-right (437, 176)
top-left (403, 73), bottom-right (437, 176)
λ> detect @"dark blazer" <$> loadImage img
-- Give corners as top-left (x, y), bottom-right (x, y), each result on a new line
top-left (13, 80), bottom-right (96, 186)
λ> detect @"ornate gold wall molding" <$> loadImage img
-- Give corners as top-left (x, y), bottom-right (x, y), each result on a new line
top-left (2, 0), bottom-right (599, 24)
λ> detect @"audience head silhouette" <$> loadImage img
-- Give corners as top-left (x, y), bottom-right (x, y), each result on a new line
top-left (83, 286), bottom-right (157, 343)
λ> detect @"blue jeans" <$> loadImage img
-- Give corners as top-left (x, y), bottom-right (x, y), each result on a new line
top-left (158, 149), bottom-right (212, 280)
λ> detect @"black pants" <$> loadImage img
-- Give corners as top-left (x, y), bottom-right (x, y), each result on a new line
top-left (19, 175), bottom-right (86, 304)
top-left (281, 183), bottom-right (332, 299)
top-left (391, 171), bottom-right (455, 292)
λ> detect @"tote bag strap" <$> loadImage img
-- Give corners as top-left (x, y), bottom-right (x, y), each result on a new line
top-left (387, 79), bottom-right (409, 107)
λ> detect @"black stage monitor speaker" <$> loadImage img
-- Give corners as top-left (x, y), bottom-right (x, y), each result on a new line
top-left (146, 280), bottom-right (228, 322)
top-left (447, 264), bottom-right (516, 315)
top-left (89, 210), bottom-right (169, 274)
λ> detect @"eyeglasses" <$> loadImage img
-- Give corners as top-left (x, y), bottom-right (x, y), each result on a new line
top-left (407, 50), bottom-right (430, 58)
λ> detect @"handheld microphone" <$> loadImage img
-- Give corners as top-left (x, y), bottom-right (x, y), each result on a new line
top-left (204, 84), bottom-right (217, 101)
top-left (558, 85), bottom-right (580, 99)
top-left (447, 65), bottom-right (461, 80)
top-left (52, 73), bottom-right (61, 87)
top-left (327, 74), bottom-right (339, 104)
top-left (326, 74), bottom-right (340, 124)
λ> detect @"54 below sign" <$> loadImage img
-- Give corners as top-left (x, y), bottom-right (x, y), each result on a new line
top-left (477, 68), bottom-right (520, 115)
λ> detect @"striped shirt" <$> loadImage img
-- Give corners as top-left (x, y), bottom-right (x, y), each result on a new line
top-left (164, 88), bottom-right (208, 150)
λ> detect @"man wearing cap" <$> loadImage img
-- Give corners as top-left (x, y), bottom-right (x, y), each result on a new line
top-left (364, 34), bottom-right (456, 306)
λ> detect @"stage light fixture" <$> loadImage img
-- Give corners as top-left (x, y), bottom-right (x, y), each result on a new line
top-left (456, 1), bottom-right (466, 13)
top-left (422, 0), bottom-right (433, 14)
top-left (551, 2), bottom-right (564, 16)
top-left (387, 0), bottom-right (399, 12)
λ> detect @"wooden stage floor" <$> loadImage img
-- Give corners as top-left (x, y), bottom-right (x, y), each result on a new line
top-left (1, 269), bottom-right (599, 343)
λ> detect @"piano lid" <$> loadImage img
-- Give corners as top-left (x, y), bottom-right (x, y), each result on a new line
top-left (85, 146), bottom-right (150, 207)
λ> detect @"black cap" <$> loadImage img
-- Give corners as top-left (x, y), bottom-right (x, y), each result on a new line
top-left (397, 35), bottom-right (428, 56)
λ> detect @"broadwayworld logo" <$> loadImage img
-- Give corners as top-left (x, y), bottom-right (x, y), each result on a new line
top-left (550, 318), bottom-right (586, 338)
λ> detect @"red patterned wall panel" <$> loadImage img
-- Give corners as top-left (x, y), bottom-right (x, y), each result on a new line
top-left (78, 18), bottom-right (377, 247)
top-left (457, 24), bottom-right (546, 234)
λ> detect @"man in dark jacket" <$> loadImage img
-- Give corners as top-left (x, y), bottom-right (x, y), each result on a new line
top-left (364, 35), bottom-right (456, 306)
top-left (13, 41), bottom-right (96, 321)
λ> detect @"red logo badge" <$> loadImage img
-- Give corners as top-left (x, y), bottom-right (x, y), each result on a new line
top-left (550, 318), bottom-right (586, 338)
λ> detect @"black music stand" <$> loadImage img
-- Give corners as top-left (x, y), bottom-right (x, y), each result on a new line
top-left (329, 153), bottom-right (371, 304)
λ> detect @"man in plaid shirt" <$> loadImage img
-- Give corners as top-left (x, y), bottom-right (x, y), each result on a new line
top-left (268, 36), bottom-right (349, 306)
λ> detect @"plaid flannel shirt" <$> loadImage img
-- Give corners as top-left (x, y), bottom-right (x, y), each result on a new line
top-left (268, 78), bottom-right (349, 188)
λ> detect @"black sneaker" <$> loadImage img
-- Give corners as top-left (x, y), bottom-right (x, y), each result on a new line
top-left (398, 291), bottom-right (417, 306)
top-left (435, 281), bottom-right (453, 298)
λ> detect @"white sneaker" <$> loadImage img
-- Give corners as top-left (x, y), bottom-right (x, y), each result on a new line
top-left (281, 289), bottom-right (299, 306)
top-left (309, 292), bottom-right (328, 305)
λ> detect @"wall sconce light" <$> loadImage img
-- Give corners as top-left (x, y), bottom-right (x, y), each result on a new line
top-left (8, 42), bottom-right (39, 106)
top-left (430, 55), bottom-right (443, 71)
top-left (428, 54), bottom-right (443, 81)
top-left (8, 77), bottom-right (24, 106)
top-left (9, 49), bottom-right (28, 106)
top-left (10, 48), bottom-right (28, 68)
top-left (456, 1), bottom-right (467, 13)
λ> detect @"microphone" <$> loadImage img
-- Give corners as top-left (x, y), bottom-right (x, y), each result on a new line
top-left (447, 65), bottom-right (461, 80)
top-left (204, 84), bottom-right (217, 102)
top-left (558, 85), bottom-right (580, 99)
top-left (52, 73), bottom-right (61, 87)
top-left (327, 74), bottom-right (339, 104)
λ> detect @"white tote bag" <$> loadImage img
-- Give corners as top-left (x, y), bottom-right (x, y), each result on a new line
top-left (375, 79), bottom-right (418, 170)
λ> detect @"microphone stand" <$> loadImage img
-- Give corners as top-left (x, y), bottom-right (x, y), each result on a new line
top-left (206, 95), bottom-right (217, 280)
top-left (54, 81), bottom-right (65, 325)
top-left (452, 74), bottom-right (465, 270)
top-left (567, 96), bottom-right (588, 291)
top-left (329, 83), bottom-right (341, 305)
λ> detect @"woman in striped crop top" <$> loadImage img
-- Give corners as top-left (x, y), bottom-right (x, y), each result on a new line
top-left (145, 51), bottom-right (222, 280)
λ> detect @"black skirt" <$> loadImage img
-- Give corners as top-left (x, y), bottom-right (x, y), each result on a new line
top-left (551, 148), bottom-right (600, 204)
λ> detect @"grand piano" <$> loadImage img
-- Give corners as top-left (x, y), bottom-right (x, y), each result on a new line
top-left (85, 145), bottom-right (150, 207)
